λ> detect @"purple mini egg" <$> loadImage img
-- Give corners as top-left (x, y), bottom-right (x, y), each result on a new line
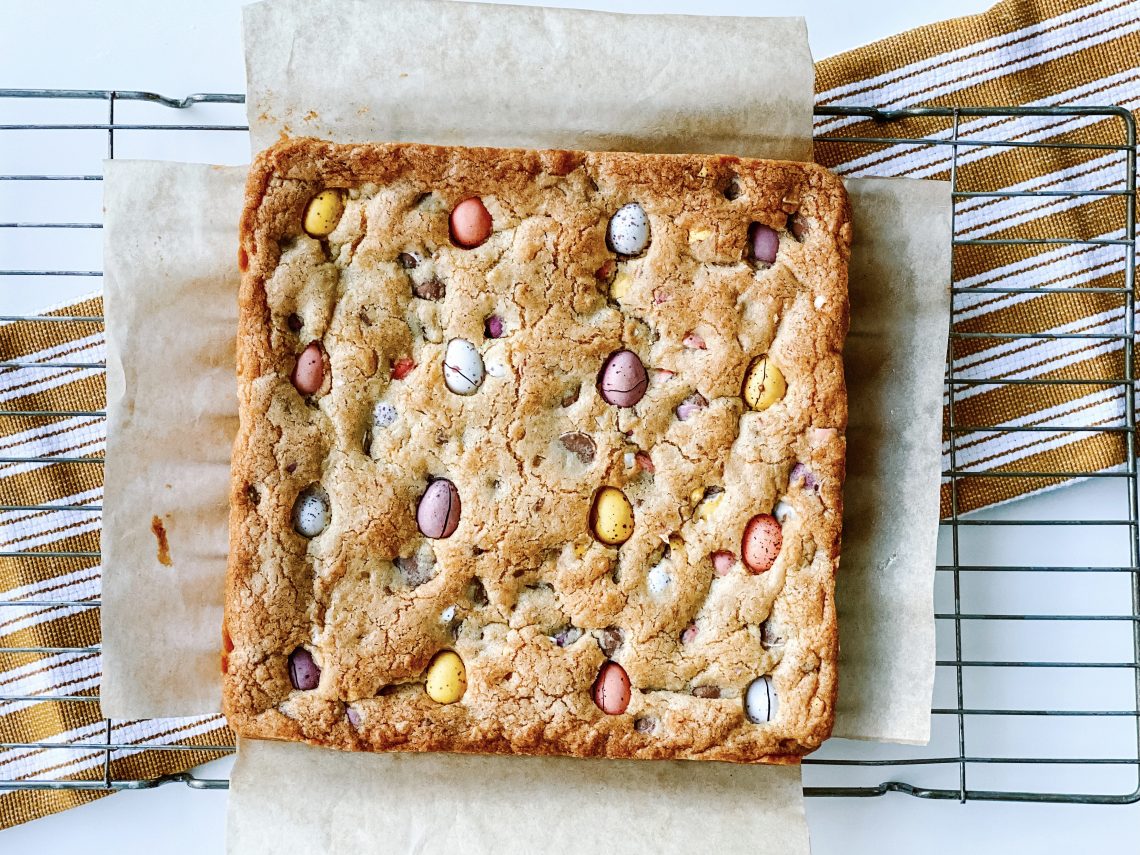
top-left (417, 478), bottom-right (462, 539)
top-left (749, 223), bottom-right (780, 265)
top-left (599, 349), bottom-right (648, 408)
top-left (288, 647), bottom-right (320, 691)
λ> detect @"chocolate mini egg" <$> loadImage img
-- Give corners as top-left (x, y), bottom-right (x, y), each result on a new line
top-left (292, 485), bottom-right (330, 539)
top-left (450, 197), bottom-right (492, 248)
top-left (292, 341), bottom-right (325, 395)
top-left (425, 650), bottom-right (467, 703)
top-left (484, 314), bottom-right (504, 339)
top-left (417, 478), bottom-right (461, 539)
top-left (373, 401), bottom-right (397, 429)
top-left (288, 647), bottom-right (320, 690)
top-left (749, 223), bottom-right (780, 264)
top-left (712, 550), bottom-right (736, 576)
top-left (744, 675), bottom-right (778, 723)
top-left (607, 203), bottom-right (650, 256)
top-left (647, 562), bottom-right (671, 596)
top-left (599, 349), bottom-right (648, 407)
top-left (773, 499), bottom-right (796, 524)
top-left (589, 486), bottom-right (634, 546)
top-left (742, 513), bottom-right (782, 573)
top-left (592, 661), bottom-right (631, 715)
top-left (676, 391), bottom-right (708, 422)
top-left (302, 189), bottom-right (344, 237)
top-left (742, 355), bottom-right (786, 411)
top-left (443, 338), bottom-right (485, 395)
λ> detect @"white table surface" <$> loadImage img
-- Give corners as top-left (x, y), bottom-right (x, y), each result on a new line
top-left (3, 1), bottom-right (1139, 852)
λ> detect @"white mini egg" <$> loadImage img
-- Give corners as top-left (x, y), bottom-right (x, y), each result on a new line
top-left (292, 486), bottom-right (330, 538)
top-left (744, 676), bottom-right (778, 724)
top-left (443, 338), bottom-right (485, 395)
top-left (373, 401), bottom-right (397, 429)
top-left (624, 451), bottom-right (636, 469)
top-left (440, 605), bottom-right (457, 624)
top-left (773, 499), bottom-right (796, 524)
top-left (607, 203), bottom-right (650, 256)
top-left (647, 563), bottom-right (671, 596)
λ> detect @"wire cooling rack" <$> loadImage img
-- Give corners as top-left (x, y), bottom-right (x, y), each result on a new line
top-left (0, 90), bottom-right (1137, 806)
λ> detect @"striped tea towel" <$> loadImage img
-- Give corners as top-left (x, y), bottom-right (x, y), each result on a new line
top-left (814, 0), bottom-right (1139, 516)
top-left (0, 296), bottom-right (231, 829)
top-left (1, 0), bottom-right (1137, 829)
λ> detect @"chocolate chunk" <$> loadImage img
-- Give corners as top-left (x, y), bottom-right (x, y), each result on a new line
top-left (692, 685), bottom-right (720, 699)
top-left (286, 313), bottom-right (303, 332)
top-left (469, 577), bottom-right (488, 606)
top-left (559, 431), bottom-right (596, 464)
top-left (397, 553), bottom-right (436, 587)
top-left (561, 384), bottom-right (581, 408)
top-left (599, 626), bottom-right (623, 657)
top-left (788, 213), bottom-right (807, 242)
top-left (412, 276), bottom-right (445, 301)
top-left (397, 251), bottom-right (419, 269)
top-left (634, 716), bottom-right (656, 733)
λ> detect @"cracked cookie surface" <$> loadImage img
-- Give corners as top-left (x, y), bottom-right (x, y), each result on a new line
top-left (224, 138), bottom-right (851, 763)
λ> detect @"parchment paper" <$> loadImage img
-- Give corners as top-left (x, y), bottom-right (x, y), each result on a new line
top-left (227, 740), bottom-right (809, 855)
top-left (833, 177), bottom-right (948, 742)
top-left (98, 163), bottom-right (948, 855)
top-left (243, 0), bottom-right (815, 162)
top-left (98, 2), bottom-right (948, 853)
top-left (101, 162), bottom-right (245, 718)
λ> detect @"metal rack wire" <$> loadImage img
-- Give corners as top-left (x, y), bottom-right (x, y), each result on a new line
top-left (0, 90), bottom-right (1136, 807)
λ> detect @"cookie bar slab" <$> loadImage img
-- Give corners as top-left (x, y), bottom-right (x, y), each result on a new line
top-left (224, 138), bottom-right (851, 764)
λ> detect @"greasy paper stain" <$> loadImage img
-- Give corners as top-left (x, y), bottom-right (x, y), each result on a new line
top-left (151, 515), bottom-right (173, 566)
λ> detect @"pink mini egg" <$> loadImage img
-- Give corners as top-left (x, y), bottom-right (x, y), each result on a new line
top-left (592, 661), bottom-right (631, 715)
top-left (742, 514), bottom-right (783, 573)
top-left (450, 197), bottom-right (492, 248)
top-left (292, 341), bottom-right (324, 395)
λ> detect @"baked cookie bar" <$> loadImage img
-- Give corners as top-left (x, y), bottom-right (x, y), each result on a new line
top-left (224, 138), bottom-right (850, 763)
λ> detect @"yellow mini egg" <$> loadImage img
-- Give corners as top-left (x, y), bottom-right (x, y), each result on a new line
top-left (425, 650), bottom-right (467, 704)
top-left (590, 486), bottom-right (634, 546)
top-left (695, 491), bottom-right (724, 521)
top-left (610, 270), bottom-right (633, 301)
top-left (743, 356), bottom-right (786, 411)
top-left (303, 189), bottom-right (345, 237)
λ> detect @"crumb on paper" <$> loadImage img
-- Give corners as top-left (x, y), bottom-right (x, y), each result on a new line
top-left (151, 515), bottom-right (172, 567)
top-left (303, 110), bottom-right (318, 122)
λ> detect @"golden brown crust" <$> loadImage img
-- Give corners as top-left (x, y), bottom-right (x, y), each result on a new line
top-left (224, 138), bottom-right (850, 764)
